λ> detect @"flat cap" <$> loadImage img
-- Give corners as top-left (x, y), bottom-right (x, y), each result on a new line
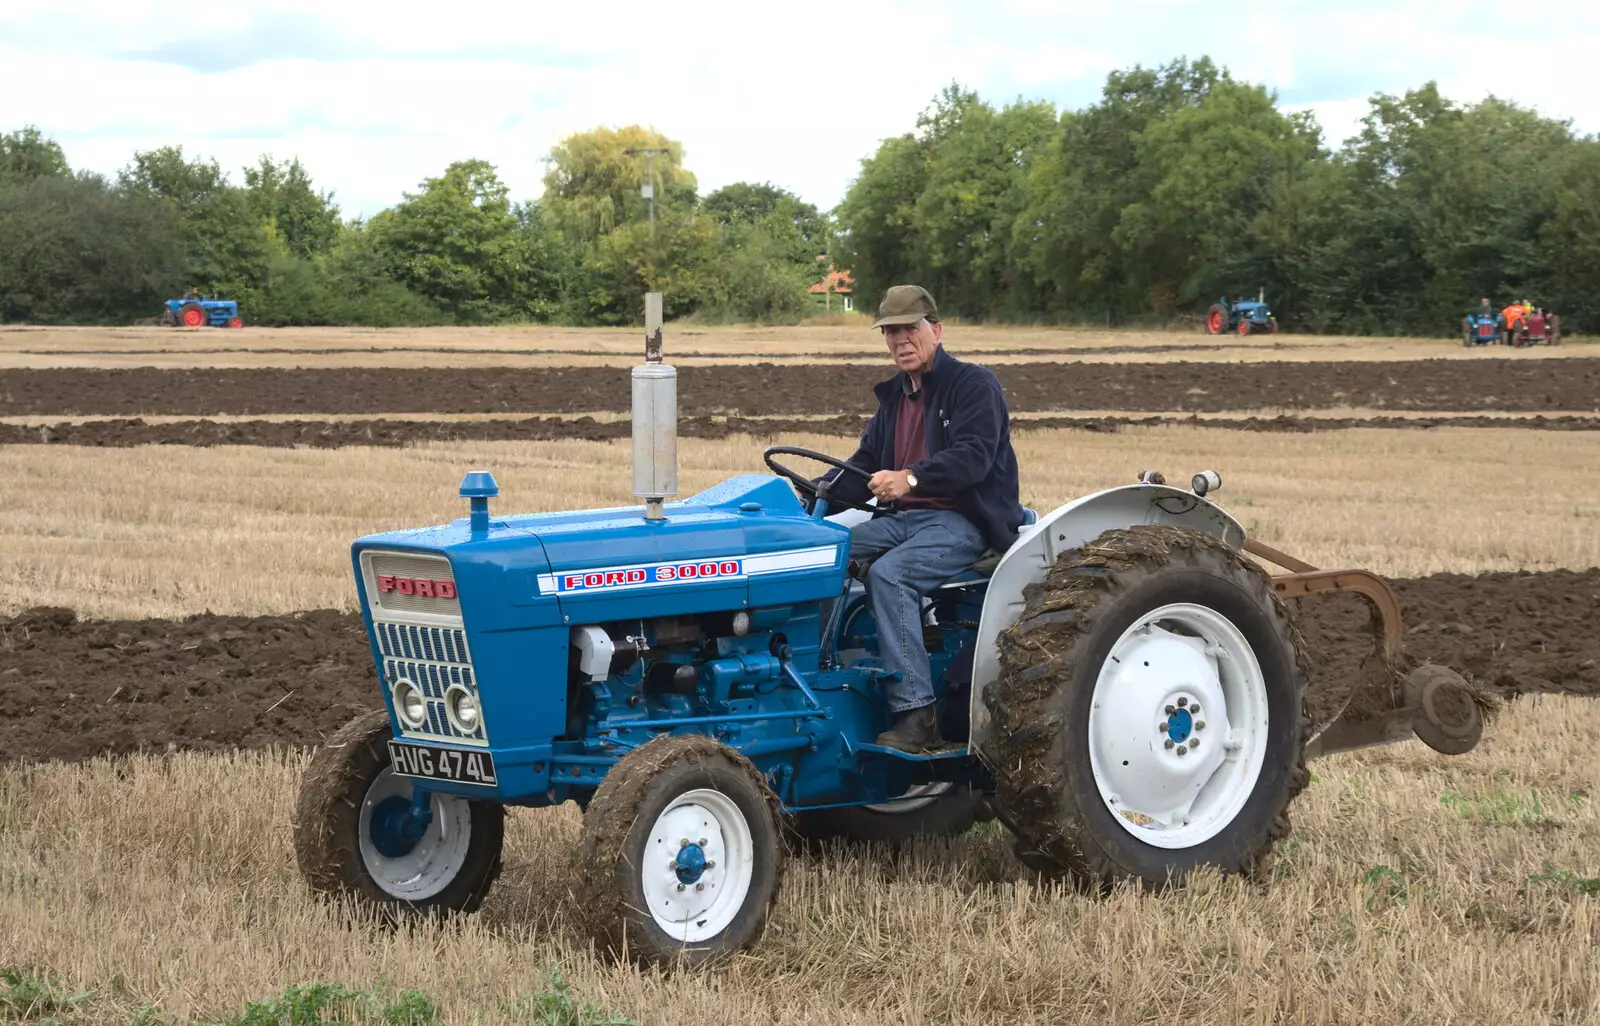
top-left (874, 284), bottom-right (939, 327)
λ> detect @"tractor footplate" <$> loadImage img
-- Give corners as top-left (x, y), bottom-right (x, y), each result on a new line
top-left (854, 741), bottom-right (970, 762)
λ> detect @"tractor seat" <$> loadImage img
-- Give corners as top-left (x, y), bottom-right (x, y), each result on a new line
top-left (936, 507), bottom-right (1038, 588)
top-left (847, 508), bottom-right (1038, 587)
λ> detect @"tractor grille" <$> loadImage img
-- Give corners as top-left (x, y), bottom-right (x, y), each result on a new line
top-left (373, 621), bottom-right (487, 746)
top-left (361, 550), bottom-right (488, 747)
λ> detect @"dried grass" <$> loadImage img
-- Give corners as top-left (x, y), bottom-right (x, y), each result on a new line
top-left (1, 695), bottom-right (1596, 1024)
top-left (4, 407), bottom-right (1595, 428)
top-left (2, 426), bottom-right (1596, 620)
top-left (2, 323), bottom-right (1591, 369)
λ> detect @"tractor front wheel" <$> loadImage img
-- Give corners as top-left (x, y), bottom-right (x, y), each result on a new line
top-left (578, 734), bottom-right (783, 968)
top-left (227, 316), bottom-right (243, 329)
top-left (983, 525), bottom-right (1310, 891)
top-left (1206, 304), bottom-right (1228, 335)
top-left (1237, 319), bottom-right (1252, 337)
top-left (179, 303), bottom-right (206, 328)
top-left (292, 709), bottom-right (505, 920)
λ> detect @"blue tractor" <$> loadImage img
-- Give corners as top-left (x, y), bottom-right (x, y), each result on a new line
top-left (1207, 293), bottom-right (1277, 336)
top-left (292, 331), bottom-right (1483, 967)
top-left (161, 293), bottom-right (242, 329)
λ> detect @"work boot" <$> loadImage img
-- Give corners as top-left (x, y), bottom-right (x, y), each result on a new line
top-left (875, 704), bottom-right (940, 752)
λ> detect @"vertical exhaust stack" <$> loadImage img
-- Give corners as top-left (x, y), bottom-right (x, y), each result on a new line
top-left (632, 292), bottom-right (678, 521)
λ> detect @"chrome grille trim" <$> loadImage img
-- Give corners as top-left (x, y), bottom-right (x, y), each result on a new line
top-left (360, 549), bottom-right (488, 747)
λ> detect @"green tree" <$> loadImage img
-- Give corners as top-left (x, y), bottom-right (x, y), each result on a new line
top-left (1296, 85), bottom-right (1576, 333)
top-left (0, 172), bottom-right (185, 323)
top-left (367, 159), bottom-right (551, 322)
top-left (0, 126), bottom-right (70, 186)
top-left (542, 127), bottom-right (697, 241)
top-left (833, 133), bottom-right (931, 313)
top-left (703, 181), bottom-right (827, 256)
top-left (118, 145), bottom-right (272, 306)
top-left (1013, 57), bottom-right (1308, 323)
top-left (243, 156), bottom-right (342, 259)
top-left (909, 87), bottom-right (1060, 318)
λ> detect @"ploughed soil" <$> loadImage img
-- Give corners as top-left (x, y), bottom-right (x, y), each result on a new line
top-left (8, 413), bottom-right (1600, 449)
top-left (4, 360), bottom-right (1597, 418)
top-left (2, 569), bottom-right (1596, 766)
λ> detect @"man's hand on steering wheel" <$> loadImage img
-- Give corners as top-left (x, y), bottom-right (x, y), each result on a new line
top-left (762, 445), bottom-right (885, 514)
top-left (867, 469), bottom-right (914, 503)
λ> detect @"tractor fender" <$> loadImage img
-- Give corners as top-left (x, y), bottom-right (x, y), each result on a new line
top-left (966, 484), bottom-right (1244, 758)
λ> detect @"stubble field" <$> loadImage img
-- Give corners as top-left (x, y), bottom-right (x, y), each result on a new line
top-left (1, 323), bottom-right (1597, 1024)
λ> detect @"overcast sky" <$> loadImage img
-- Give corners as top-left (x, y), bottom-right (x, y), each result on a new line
top-left (3, 0), bottom-right (1597, 220)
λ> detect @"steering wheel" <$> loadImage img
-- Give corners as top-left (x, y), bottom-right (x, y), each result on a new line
top-left (763, 445), bottom-right (883, 515)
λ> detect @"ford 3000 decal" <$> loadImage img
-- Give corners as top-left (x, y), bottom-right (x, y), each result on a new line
top-left (535, 545), bottom-right (838, 596)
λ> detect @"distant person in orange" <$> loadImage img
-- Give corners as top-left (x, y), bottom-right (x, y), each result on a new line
top-left (1500, 300), bottom-right (1527, 345)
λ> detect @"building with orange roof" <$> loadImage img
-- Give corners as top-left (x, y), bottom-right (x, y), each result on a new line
top-left (809, 268), bottom-right (854, 312)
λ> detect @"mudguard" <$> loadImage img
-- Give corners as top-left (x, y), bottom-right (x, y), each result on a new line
top-left (966, 484), bottom-right (1244, 759)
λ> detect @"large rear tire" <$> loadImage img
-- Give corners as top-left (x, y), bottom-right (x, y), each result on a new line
top-left (982, 526), bottom-right (1310, 891)
top-left (578, 734), bottom-right (783, 968)
top-left (180, 303), bottom-right (205, 328)
top-left (1206, 304), bottom-right (1228, 335)
top-left (292, 709), bottom-right (505, 920)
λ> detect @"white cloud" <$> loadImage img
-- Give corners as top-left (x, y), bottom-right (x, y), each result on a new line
top-left (3, 0), bottom-right (1599, 219)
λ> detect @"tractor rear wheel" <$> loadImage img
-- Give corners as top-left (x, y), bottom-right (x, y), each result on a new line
top-left (982, 525), bottom-right (1311, 891)
top-left (1206, 304), bottom-right (1228, 335)
top-left (787, 781), bottom-right (988, 850)
top-left (180, 303), bottom-right (205, 328)
top-left (578, 734), bottom-right (783, 968)
top-left (292, 709), bottom-right (505, 920)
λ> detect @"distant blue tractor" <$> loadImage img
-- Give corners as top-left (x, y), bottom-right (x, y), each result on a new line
top-left (292, 326), bottom-right (1483, 968)
top-left (161, 293), bottom-right (242, 329)
top-left (1207, 294), bottom-right (1277, 336)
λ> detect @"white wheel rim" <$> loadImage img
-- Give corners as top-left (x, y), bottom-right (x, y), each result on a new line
top-left (1087, 602), bottom-right (1269, 849)
top-left (642, 788), bottom-right (754, 944)
top-left (358, 767), bottom-right (474, 901)
top-left (862, 781), bottom-right (951, 814)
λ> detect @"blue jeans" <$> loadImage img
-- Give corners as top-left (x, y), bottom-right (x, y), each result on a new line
top-left (847, 509), bottom-right (988, 713)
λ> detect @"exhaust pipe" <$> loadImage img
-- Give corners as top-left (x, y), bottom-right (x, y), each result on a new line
top-left (632, 292), bottom-right (678, 521)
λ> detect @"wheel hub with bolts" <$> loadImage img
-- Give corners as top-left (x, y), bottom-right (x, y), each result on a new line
top-left (1088, 603), bottom-right (1268, 849)
top-left (642, 789), bottom-right (753, 943)
top-left (672, 838), bottom-right (714, 887)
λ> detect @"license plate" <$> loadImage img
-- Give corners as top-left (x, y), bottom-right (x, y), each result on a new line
top-left (388, 740), bottom-right (498, 786)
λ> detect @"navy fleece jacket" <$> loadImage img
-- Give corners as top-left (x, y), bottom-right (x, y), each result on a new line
top-left (825, 345), bottom-right (1025, 553)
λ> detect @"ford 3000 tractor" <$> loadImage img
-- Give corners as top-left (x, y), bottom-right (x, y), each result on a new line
top-left (293, 331), bottom-right (1485, 967)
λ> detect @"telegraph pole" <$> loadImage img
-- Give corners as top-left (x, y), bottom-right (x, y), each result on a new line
top-left (623, 147), bottom-right (670, 232)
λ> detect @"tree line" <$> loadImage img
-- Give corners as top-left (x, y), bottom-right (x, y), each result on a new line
top-left (0, 127), bottom-right (826, 327)
top-left (837, 59), bottom-right (1600, 335)
top-left (3, 56), bottom-right (1598, 333)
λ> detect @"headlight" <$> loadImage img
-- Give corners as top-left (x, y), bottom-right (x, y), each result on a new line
top-left (392, 679), bottom-right (427, 729)
top-left (445, 685), bottom-right (481, 734)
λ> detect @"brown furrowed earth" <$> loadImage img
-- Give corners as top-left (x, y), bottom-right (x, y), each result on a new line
top-left (3, 568), bottom-right (1596, 766)
top-left (4, 358), bottom-right (1598, 418)
top-left (8, 411), bottom-right (1600, 447)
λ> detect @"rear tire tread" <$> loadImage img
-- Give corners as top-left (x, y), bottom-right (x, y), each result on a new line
top-left (983, 526), bottom-right (1313, 890)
